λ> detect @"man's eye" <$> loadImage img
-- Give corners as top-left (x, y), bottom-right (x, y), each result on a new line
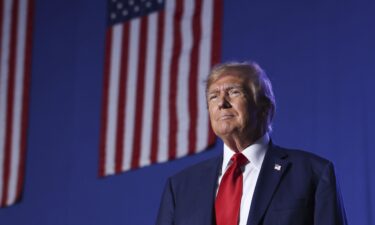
top-left (209, 95), bottom-right (217, 101)
top-left (229, 89), bottom-right (241, 96)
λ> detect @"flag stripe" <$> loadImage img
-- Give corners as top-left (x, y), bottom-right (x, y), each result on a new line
top-left (140, 13), bottom-right (158, 167)
top-left (168, 0), bottom-right (183, 160)
top-left (187, 0), bottom-right (202, 155)
top-left (0, 0), bottom-right (12, 204)
top-left (106, 24), bottom-right (124, 175)
top-left (150, 11), bottom-right (165, 164)
top-left (8, 0), bottom-right (29, 205)
top-left (157, 0), bottom-right (174, 163)
top-left (2, 0), bottom-right (19, 206)
top-left (176, 0), bottom-right (193, 158)
top-left (210, 0), bottom-right (222, 72)
top-left (99, 29), bottom-right (113, 177)
top-left (16, 0), bottom-right (33, 203)
top-left (123, 19), bottom-right (140, 171)
top-left (131, 17), bottom-right (148, 168)
top-left (114, 23), bottom-right (130, 174)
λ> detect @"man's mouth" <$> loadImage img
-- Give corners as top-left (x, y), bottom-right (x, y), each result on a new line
top-left (219, 114), bottom-right (234, 120)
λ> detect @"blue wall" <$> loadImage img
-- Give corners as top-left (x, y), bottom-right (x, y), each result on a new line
top-left (0, 0), bottom-right (374, 224)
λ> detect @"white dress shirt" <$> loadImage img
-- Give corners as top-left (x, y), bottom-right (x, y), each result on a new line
top-left (217, 134), bottom-right (269, 225)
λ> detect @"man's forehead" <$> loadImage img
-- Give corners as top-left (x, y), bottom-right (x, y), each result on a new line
top-left (208, 74), bottom-right (247, 90)
top-left (208, 83), bottom-right (242, 92)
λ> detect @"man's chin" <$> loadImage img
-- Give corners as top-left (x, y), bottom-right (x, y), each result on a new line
top-left (214, 128), bottom-right (237, 138)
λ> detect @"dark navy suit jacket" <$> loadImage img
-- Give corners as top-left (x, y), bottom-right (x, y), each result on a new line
top-left (156, 143), bottom-right (348, 225)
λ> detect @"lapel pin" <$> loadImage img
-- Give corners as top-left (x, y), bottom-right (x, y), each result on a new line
top-left (274, 164), bottom-right (281, 171)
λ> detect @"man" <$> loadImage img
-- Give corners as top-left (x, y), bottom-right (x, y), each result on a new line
top-left (156, 61), bottom-right (347, 225)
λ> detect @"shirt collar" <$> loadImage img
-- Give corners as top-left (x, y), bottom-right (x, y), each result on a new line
top-left (222, 133), bottom-right (270, 174)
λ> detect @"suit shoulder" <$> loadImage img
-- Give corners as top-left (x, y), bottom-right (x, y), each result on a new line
top-left (275, 145), bottom-right (331, 164)
top-left (172, 156), bottom-right (221, 177)
top-left (273, 144), bottom-right (334, 177)
top-left (169, 156), bottom-right (221, 183)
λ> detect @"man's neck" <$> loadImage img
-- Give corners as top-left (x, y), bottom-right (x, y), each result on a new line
top-left (222, 131), bottom-right (265, 152)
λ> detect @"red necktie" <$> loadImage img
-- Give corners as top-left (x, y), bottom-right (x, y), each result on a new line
top-left (215, 153), bottom-right (249, 225)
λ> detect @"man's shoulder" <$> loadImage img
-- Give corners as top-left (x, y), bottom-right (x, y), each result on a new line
top-left (271, 143), bottom-right (334, 175)
top-left (172, 155), bottom-right (222, 176)
top-left (169, 155), bottom-right (222, 182)
top-left (274, 144), bottom-right (330, 163)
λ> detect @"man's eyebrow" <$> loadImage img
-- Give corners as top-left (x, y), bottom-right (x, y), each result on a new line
top-left (208, 84), bottom-right (244, 94)
top-left (221, 84), bottom-right (244, 92)
top-left (224, 85), bottom-right (242, 90)
top-left (207, 90), bottom-right (219, 95)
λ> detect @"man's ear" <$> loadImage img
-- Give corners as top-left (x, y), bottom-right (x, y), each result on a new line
top-left (256, 98), bottom-right (271, 124)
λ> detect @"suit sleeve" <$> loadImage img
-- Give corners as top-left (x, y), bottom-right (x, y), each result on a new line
top-left (155, 178), bottom-right (175, 225)
top-left (314, 162), bottom-right (348, 225)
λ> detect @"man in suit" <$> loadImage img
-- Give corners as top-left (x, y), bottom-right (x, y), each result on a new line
top-left (156, 61), bottom-right (347, 225)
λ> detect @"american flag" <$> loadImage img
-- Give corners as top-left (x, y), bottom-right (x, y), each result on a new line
top-left (0, 0), bottom-right (33, 207)
top-left (99, 0), bottom-right (222, 176)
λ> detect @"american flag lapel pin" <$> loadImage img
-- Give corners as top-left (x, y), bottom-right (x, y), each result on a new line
top-left (274, 164), bottom-right (281, 171)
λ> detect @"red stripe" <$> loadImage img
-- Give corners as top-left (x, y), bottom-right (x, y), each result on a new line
top-left (1, 0), bottom-right (19, 206)
top-left (187, 0), bottom-right (202, 155)
top-left (208, 0), bottom-right (223, 145)
top-left (16, 0), bottom-right (34, 204)
top-left (131, 17), bottom-right (148, 168)
top-left (150, 11), bottom-right (165, 163)
top-left (168, 0), bottom-right (184, 160)
top-left (114, 23), bottom-right (130, 174)
top-left (210, 0), bottom-right (222, 66)
top-left (98, 28), bottom-right (113, 177)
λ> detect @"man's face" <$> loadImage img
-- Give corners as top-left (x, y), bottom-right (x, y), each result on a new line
top-left (207, 73), bottom-right (258, 139)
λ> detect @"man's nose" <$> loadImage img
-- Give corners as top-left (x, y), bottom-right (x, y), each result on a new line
top-left (218, 95), bottom-right (231, 109)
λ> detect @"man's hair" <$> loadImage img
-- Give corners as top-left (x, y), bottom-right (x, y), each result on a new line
top-left (206, 61), bottom-right (276, 133)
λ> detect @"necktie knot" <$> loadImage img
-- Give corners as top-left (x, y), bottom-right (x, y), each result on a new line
top-left (230, 153), bottom-right (249, 170)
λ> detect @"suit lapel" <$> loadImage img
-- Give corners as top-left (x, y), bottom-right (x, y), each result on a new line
top-left (247, 143), bottom-right (290, 225)
top-left (196, 156), bottom-right (222, 225)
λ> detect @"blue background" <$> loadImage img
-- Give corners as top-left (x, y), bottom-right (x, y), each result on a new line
top-left (0, 0), bottom-right (374, 224)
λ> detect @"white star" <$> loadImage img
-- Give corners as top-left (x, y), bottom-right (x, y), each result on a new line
top-left (110, 12), bottom-right (117, 20)
top-left (117, 2), bottom-right (123, 9)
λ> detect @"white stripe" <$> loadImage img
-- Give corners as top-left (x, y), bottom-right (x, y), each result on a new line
top-left (196, 0), bottom-right (214, 151)
top-left (122, 18), bottom-right (140, 170)
top-left (7, 0), bottom-right (28, 206)
top-left (105, 24), bottom-right (123, 175)
top-left (139, 13), bottom-right (158, 167)
top-left (176, 0), bottom-right (194, 157)
top-left (157, 0), bottom-right (175, 162)
top-left (0, 0), bottom-right (13, 205)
